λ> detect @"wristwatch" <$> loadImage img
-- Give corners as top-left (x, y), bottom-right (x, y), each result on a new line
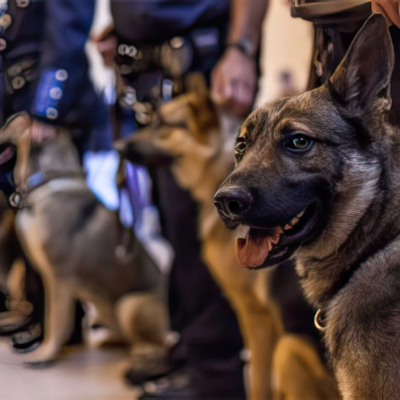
top-left (226, 38), bottom-right (257, 59)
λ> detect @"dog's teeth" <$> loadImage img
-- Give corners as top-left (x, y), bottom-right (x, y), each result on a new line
top-left (235, 224), bottom-right (250, 239)
top-left (267, 239), bottom-right (273, 251)
top-left (290, 217), bottom-right (299, 226)
top-left (275, 226), bottom-right (284, 235)
top-left (270, 235), bottom-right (280, 245)
top-left (284, 224), bottom-right (292, 230)
top-left (297, 210), bottom-right (305, 218)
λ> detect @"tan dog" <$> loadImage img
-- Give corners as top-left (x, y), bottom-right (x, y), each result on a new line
top-left (0, 116), bottom-right (172, 380)
top-left (115, 76), bottom-right (338, 400)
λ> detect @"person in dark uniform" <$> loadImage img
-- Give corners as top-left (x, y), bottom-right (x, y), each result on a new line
top-left (371, 0), bottom-right (400, 27)
top-left (97, 1), bottom-right (268, 398)
top-left (0, 0), bottom-right (108, 196)
top-left (292, 0), bottom-right (400, 122)
top-left (0, 0), bottom-right (109, 350)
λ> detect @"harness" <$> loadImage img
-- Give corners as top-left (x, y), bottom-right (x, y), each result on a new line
top-left (9, 164), bottom-right (135, 260)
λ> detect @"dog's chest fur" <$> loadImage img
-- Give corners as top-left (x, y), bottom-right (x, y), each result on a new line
top-left (321, 236), bottom-right (400, 399)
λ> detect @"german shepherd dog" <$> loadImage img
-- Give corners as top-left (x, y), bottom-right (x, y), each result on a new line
top-left (115, 76), bottom-right (338, 400)
top-left (0, 115), bottom-right (171, 378)
top-left (215, 15), bottom-right (399, 400)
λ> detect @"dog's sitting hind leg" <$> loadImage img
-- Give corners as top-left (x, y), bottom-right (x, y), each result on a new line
top-left (116, 293), bottom-right (174, 385)
top-left (15, 211), bottom-right (75, 365)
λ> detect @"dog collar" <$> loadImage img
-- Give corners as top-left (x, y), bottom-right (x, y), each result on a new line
top-left (25, 171), bottom-right (84, 192)
top-left (9, 170), bottom-right (85, 209)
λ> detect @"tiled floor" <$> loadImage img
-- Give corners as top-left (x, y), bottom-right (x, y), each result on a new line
top-left (0, 339), bottom-right (140, 400)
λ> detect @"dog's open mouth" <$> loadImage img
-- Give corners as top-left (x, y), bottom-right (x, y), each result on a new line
top-left (235, 203), bottom-right (320, 269)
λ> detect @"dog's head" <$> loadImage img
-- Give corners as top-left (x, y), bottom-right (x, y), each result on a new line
top-left (0, 114), bottom-right (81, 189)
top-left (115, 74), bottom-right (232, 197)
top-left (214, 15), bottom-right (394, 270)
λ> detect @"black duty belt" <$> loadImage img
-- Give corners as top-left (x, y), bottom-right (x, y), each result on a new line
top-left (115, 26), bottom-right (223, 124)
top-left (3, 53), bottom-right (39, 95)
top-left (292, 0), bottom-right (371, 24)
top-left (116, 27), bottom-right (222, 79)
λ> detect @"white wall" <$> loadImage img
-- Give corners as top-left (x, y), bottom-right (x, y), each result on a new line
top-left (258, 0), bottom-right (314, 105)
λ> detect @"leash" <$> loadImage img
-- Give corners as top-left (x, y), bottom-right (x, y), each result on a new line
top-left (114, 156), bottom-right (136, 260)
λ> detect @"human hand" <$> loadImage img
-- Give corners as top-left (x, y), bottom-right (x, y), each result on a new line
top-left (372, 0), bottom-right (400, 28)
top-left (211, 47), bottom-right (257, 119)
top-left (31, 120), bottom-right (57, 146)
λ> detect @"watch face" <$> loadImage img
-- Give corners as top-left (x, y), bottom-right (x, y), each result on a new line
top-left (240, 38), bottom-right (256, 58)
top-left (230, 38), bottom-right (256, 58)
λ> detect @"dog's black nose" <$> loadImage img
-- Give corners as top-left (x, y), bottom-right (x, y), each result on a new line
top-left (214, 187), bottom-right (253, 218)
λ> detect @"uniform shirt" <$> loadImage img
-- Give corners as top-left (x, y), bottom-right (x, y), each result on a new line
top-left (111, 0), bottom-right (230, 44)
top-left (0, 0), bottom-right (98, 194)
top-left (0, 0), bottom-right (96, 127)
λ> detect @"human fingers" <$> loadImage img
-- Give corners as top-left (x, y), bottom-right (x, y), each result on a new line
top-left (372, 1), bottom-right (400, 28)
top-left (211, 66), bottom-right (231, 105)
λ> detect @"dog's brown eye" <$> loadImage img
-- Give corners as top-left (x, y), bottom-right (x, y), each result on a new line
top-left (293, 138), bottom-right (309, 148)
top-left (235, 138), bottom-right (247, 161)
top-left (285, 135), bottom-right (314, 152)
top-left (236, 142), bottom-right (246, 152)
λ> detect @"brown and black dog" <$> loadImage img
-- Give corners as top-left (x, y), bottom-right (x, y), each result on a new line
top-left (215, 15), bottom-right (400, 400)
top-left (0, 116), bottom-right (172, 381)
top-left (115, 76), bottom-right (338, 400)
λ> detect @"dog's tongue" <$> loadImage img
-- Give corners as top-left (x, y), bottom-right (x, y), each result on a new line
top-left (235, 237), bottom-right (270, 268)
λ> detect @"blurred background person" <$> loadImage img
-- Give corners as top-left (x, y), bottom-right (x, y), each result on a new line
top-left (94, 0), bottom-right (269, 398)
top-left (371, 0), bottom-right (400, 27)
top-left (0, 0), bottom-right (112, 347)
top-left (291, 0), bottom-right (400, 124)
top-left (0, 0), bottom-right (111, 170)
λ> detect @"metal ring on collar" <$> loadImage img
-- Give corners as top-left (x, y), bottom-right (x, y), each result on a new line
top-left (314, 308), bottom-right (327, 332)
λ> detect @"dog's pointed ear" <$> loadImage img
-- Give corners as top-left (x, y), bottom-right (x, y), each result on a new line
top-left (184, 73), bottom-right (220, 139)
top-left (185, 73), bottom-right (209, 100)
top-left (329, 14), bottom-right (394, 114)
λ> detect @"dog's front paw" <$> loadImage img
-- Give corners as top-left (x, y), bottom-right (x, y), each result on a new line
top-left (18, 339), bottom-right (61, 366)
top-left (0, 311), bottom-right (31, 334)
top-left (12, 323), bottom-right (42, 353)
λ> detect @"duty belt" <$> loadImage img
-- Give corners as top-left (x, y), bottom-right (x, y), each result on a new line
top-left (116, 27), bottom-right (221, 79)
top-left (116, 27), bottom-right (222, 125)
top-left (292, 0), bottom-right (371, 23)
top-left (4, 54), bottom-right (39, 95)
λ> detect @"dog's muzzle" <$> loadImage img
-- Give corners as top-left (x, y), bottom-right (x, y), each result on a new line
top-left (214, 186), bottom-right (254, 220)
